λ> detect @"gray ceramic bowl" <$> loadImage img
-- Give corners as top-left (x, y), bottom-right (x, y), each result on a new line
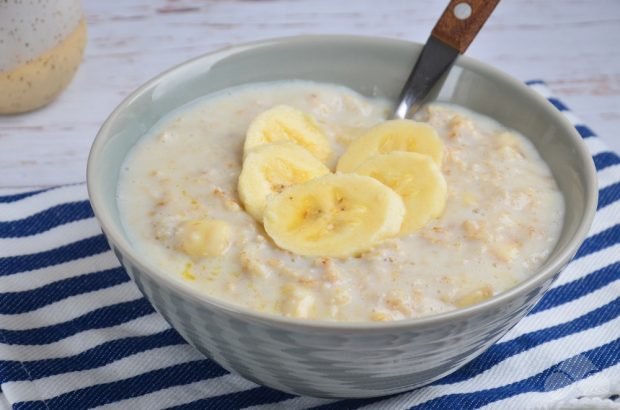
top-left (87, 36), bottom-right (597, 398)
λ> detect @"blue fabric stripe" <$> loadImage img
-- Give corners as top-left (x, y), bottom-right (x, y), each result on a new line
top-left (574, 224), bottom-right (620, 259)
top-left (0, 267), bottom-right (128, 314)
top-left (407, 339), bottom-right (620, 410)
top-left (0, 234), bottom-right (109, 277)
top-left (437, 297), bottom-right (620, 384)
top-left (548, 97), bottom-right (569, 112)
top-left (0, 188), bottom-right (50, 204)
top-left (575, 124), bottom-right (596, 139)
top-left (12, 360), bottom-right (229, 410)
top-left (0, 201), bottom-right (92, 238)
top-left (593, 151), bottom-right (620, 171)
top-left (598, 181), bottom-right (620, 210)
top-left (531, 262), bottom-right (619, 314)
top-left (0, 329), bottom-right (184, 383)
top-left (166, 387), bottom-right (295, 410)
top-left (0, 298), bottom-right (154, 345)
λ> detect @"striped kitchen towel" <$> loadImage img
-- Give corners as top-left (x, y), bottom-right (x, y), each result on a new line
top-left (0, 82), bottom-right (618, 410)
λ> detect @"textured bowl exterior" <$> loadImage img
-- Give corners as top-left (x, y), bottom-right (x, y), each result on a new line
top-left (111, 238), bottom-right (559, 397)
top-left (89, 36), bottom-right (597, 398)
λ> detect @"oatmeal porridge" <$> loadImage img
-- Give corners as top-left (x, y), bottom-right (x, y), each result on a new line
top-left (117, 81), bottom-right (564, 322)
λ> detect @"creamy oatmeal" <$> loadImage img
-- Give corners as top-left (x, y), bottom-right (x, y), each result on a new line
top-left (117, 81), bottom-right (564, 322)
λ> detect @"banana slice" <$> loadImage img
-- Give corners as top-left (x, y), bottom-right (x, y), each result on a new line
top-left (175, 219), bottom-right (232, 257)
top-left (337, 119), bottom-right (444, 172)
top-left (263, 174), bottom-right (405, 257)
top-left (244, 105), bottom-right (331, 162)
top-left (238, 142), bottom-right (330, 221)
top-left (354, 152), bottom-right (447, 233)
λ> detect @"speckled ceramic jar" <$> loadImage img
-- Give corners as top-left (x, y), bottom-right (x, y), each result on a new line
top-left (87, 36), bottom-right (597, 398)
top-left (0, 0), bottom-right (87, 114)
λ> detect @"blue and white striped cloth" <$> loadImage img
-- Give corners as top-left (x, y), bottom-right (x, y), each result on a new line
top-left (1, 82), bottom-right (618, 410)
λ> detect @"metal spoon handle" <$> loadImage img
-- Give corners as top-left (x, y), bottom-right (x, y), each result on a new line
top-left (394, 0), bottom-right (500, 119)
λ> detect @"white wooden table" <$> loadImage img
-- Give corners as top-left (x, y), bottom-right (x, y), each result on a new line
top-left (1, 0), bottom-right (619, 190)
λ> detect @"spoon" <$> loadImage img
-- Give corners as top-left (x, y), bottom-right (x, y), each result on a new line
top-left (394, 0), bottom-right (500, 119)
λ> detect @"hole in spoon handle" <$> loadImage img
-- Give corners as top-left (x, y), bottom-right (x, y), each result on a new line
top-left (431, 0), bottom-right (500, 54)
top-left (454, 3), bottom-right (472, 20)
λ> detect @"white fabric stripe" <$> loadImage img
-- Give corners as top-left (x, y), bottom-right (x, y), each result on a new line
top-left (0, 251), bottom-right (118, 292)
top-left (528, 83), bottom-right (553, 99)
top-left (585, 137), bottom-right (609, 157)
top-left (502, 281), bottom-right (619, 343)
top-left (584, 204), bottom-right (620, 243)
top-left (561, 111), bottom-right (582, 127)
top-left (0, 313), bottom-right (167, 361)
top-left (590, 201), bottom-right (620, 236)
top-left (243, 396), bottom-right (338, 410)
top-left (554, 244), bottom-right (620, 287)
top-left (0, 218), bottom-right (101, 257)
top-left (96, 374), bottom-right (258, 410)
top-left (482, 363), bottom-right (620, 409)
top-left (547, 397), bottom-right (620, 410)
top-left (3, 346), bottom-right (202, 403)
top-left (0, 282), bottom-right (142, 331)
top-left (0, 392), bottom-right (10, 410)
top-left (0, 184), bottom-right (86, 222)
top-left (357, 317), bottom-right (620, 409)
top-left (598, 164), bottom-right (620, 190)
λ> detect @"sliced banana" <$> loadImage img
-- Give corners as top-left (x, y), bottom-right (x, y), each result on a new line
top-left (238, 142), bottom-right (330, 221)
top-left (354, 152), bottom-right (447, 233)
top-left (244, 105), bottom-right (331, 163)
top-left (175, 219), bottom-right (232, 257)
top-left (337, 119), bottom-right (444, 172)
top-left (263, 174), bottom-right (405, 257)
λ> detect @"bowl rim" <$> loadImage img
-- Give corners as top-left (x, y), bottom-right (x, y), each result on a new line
top-left (87, 34), bottom-right (598, 332)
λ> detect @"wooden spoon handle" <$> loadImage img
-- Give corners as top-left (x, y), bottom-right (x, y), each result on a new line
top-left (431, 0), bottom-right (500, 54)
